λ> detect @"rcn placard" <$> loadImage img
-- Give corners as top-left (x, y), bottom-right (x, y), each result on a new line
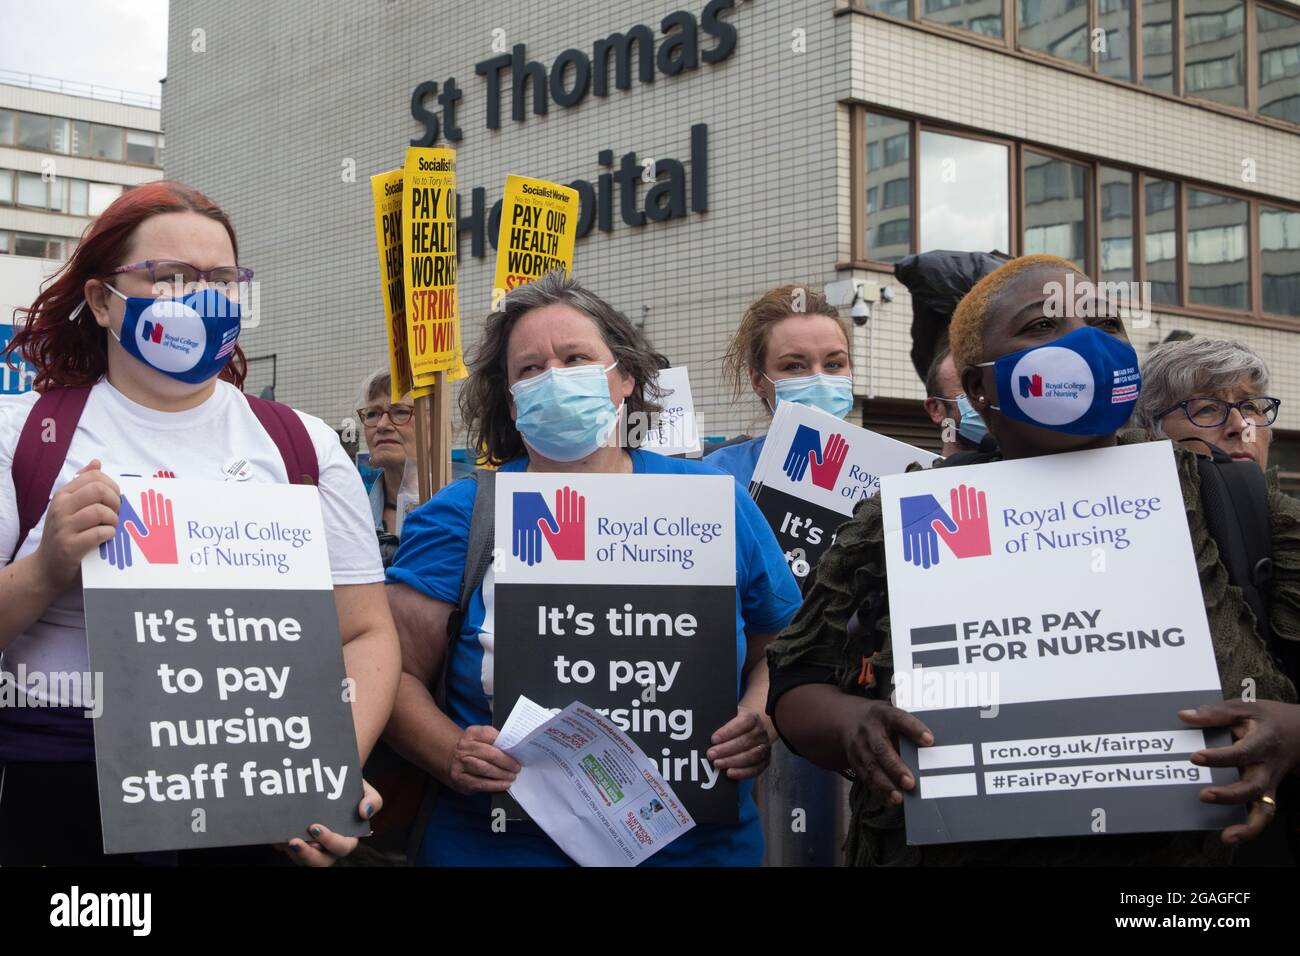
top-left (751, 402), bottom-right (936, 582)
top-left (492, 473), bottom-right (739, 823)
top-left (638, 366), bottom-right (702, 457)
top-left (80, 478), bottom-right (367, 854)
top-left (879, 441), bottom-right (1239, 845)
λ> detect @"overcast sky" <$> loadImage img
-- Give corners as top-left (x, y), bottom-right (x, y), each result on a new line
top-left (0, 0), bottom-right (168, 104)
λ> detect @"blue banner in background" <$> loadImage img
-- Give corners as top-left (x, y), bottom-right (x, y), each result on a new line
top-left (0, 325), bottom-right (34, 395)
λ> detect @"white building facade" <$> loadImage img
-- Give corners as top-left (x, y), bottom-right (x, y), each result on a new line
top-left (158, 0), bottom-right (1298, 475)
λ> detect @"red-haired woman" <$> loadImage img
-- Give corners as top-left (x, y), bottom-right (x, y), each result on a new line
top-left (0, 181), bottom-right (400, 866)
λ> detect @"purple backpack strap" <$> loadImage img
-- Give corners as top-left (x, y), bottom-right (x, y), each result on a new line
top-left (11, 386), bottom-right (93, 562)
top-left (244, 394), bottom-right (320, 486)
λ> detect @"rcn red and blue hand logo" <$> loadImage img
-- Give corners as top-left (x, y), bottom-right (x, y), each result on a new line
top-left (898, 484), bottom-right (992, 570)
top-left (1019, 373), bottom-right (1043, 398)
top-left (512, 487), bottom-right (585, 566)
top-left (99, 488), bottom-right (180, 570)
top-left (782, 424), bottom-right (850, 490)
top-left (141, 320), bottom-right (165, 344)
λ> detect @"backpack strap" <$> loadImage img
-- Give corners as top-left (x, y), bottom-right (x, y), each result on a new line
top-left (439, 469), bottom-right (497, 709)
top-left (406, 468), bottom-right (495, 864)
top-left (1194, 443), bottom-right (1278, 661)
top-left (244, 394), bottom-right (320, 486)
top-left (10, 386), bottom-right (93, 563)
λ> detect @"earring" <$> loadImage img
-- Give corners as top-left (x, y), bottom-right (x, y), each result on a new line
top-left (68, 300), bottom-right (86, 322)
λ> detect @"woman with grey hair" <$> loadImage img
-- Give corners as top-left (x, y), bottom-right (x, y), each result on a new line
top-left (1133, 337), bottom-right (1280, 469)
top-left (383, 271), bottom-right (801, 866)
top-left (356, 367), bottom-right (417, 537)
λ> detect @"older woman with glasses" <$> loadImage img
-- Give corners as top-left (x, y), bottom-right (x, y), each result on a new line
top-left (1132, 337), bottom-right (1280, 469)
top-left (355, 370), bottom-right (418, 537)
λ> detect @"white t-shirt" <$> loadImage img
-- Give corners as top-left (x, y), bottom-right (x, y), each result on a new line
top-left (0, 379), bottom-right (383, 706)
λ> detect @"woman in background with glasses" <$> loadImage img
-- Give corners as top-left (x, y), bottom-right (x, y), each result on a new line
top-left (356, 369), bottom-right (418, 538)
top-left (1133, 337), bottom-right (1281, 469)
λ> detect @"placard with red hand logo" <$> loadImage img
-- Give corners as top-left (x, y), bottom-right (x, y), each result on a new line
top-left (749, 402), bottom-right (936, 585)
top-left (880, 441), bottom-right (1238, 845)
top-left (491, 473), bottom-right (739, 823)
top-left (80, 477), bottom-right (367, 854)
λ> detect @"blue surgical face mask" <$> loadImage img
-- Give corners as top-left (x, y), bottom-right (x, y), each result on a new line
top-left (765, 372), bottom-right (854, 419)
top-left (511, 361), bottom-right (622, 462)
top-left (106, 284), bottom-right (241, 385)
top-left (955, 394), bottom-right (989, 445)
top-left (978, 325), bottom-right (1140, 436)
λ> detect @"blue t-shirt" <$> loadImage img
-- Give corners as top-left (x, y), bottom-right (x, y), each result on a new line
top-left (387, 448), bottom-right (801, 867)
top-left (704, 436), bottom-right (766, 488)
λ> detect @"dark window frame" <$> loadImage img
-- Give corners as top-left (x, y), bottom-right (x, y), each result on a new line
top-left (841, 0), bottom-right (1300, 129)
top-left (847, 101), bottom-right (1300, 327)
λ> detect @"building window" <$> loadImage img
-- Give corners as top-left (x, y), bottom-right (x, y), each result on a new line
top-left (919, 130), bottom-right (1010, 253)
top-left (1098, 0), bottom-right (1135, 80)
top-left (16, 112), bottom-right (52, 150)
top-left (88, 182), bottom-right (123, 217)
top-left (1142, 0), bottom-right (1177, 91)
top-left (0, 170), bottom-right (11, 206)
top-left (0, 232), bottom-right (8, 255)
top-left (1023, 151), bottom-right (1090, 266)
top-left (865, 112), bottom-right (913, 263)
top-left (17, 172), bottom-right (47, 209)
top-left (1261, 205), bottom-right (1300, 317)
top-left (1144, 177), bottom-right (1179, 305)
top-left (126, 130), bottom-right (159, 165)
top-left (1019, 0), bottom-right (1091, 66)
top-left (12, 233), bottom-right (64, 259)
top-left (882, 177), bottom-right (911, 208)
top-left (1184, 0), bottom-right (1246, 106)
top-left (49, 118), bottom-right (70, 155)
top-left (862, 0), bottom-right (910, 15)
top-left (1099, 167), bottom-right (1136, 284)
top-left (1185, 188), bottom-right (1250, 309)
top-left (68, 179), bottom-right (88, 216)
top-left (0, 110), bottom-right (12, 145)
top-left (1259, 4), bottom-right (1300, 124)
top-left (78, 123), bottom-right (125, 161)
top-left (922, 0), bottom-right (1006, 39)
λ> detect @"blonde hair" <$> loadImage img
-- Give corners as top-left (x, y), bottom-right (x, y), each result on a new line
top-left (948, 254), bottom-right (1083, 371)
top-left (723, 284), bottom-right (849, 399)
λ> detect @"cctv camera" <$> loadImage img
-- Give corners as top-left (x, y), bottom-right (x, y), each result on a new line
top-left (851, 299), bottom-right (870, 326)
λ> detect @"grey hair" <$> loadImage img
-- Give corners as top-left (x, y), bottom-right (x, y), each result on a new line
top-left (358, 366), bottom-right (391, 408)
top-left (1132, 337), bottom-right (1270, 437)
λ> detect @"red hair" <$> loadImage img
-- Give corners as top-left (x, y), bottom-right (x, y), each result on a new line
top-left (6, 180), bottom-right (248, 391)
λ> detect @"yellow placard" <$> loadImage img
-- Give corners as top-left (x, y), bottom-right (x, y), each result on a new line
top-left (369, 170), bottom-right (432, 401)
top-left (402, 147), bottom-right (462, 384)
top-left (491, 175), bottom-right (580, 311)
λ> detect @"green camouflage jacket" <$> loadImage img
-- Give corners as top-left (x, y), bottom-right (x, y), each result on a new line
top-left (767, 432), bottom-right (1300, 866)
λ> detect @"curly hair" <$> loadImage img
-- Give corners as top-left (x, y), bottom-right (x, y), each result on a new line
top-left (6, 180), bottom-right (247, 391)
top-left (460, 271), bottom-right (665, 465)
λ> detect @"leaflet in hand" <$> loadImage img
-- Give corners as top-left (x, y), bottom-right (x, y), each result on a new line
top-left (497, 696), bottom-right (696, 866)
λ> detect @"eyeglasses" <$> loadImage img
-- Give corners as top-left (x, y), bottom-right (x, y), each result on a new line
top-left (357, 404), bottom-right (415, 427)
top-left (1157, 396), bottom-right (1281, 429)
top-left (111, 260), bottom-right (254, 296)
